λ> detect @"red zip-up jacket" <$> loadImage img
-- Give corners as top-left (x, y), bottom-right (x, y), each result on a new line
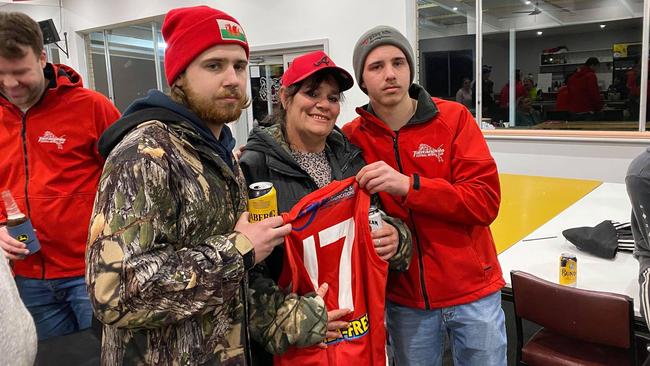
top-left (343, 84), bottom-right (504, 309)
top-left (555, 85), bottom-right (570, 112)
top-left (0, 63), bottom-right (119, 279)
top-left (567, 66), bottom-right (603, 113)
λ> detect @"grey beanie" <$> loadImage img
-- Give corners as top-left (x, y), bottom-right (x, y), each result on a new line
top-left (352, 25), bottom-right (415, 94)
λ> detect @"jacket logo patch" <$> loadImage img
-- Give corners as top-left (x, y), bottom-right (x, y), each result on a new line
top-left (413, 143), bottom-right (444, 162)
top-left (38, 131), bottom-right (66, 150)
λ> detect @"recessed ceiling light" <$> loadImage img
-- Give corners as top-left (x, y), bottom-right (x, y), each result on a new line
top-left (452, 7), bottom-right (458, 11)
top-left (600, 24), bottom-right (606, 29)
top-left (525, 0), bottom-right (531, 4)
top-left (537, 31), bottom-right (543, 36)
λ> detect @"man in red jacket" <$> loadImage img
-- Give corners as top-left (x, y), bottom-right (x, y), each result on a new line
top-left (343, 25), bottom-right (506, 365)
top-left (0, 12), bottom-right (119, 340)
top-left (567, 57), bottom-right (603, 115)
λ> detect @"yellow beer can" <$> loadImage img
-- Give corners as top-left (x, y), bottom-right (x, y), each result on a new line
top-left (559, 253), bottom-right (577, 287)
top-left (248, 182), bottom-right (278, 223)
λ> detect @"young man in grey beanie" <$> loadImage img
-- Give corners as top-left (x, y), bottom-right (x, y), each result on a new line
top-left (343, 25), bottom-right (507, 366)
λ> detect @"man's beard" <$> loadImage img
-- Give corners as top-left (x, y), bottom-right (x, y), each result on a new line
top-left (184, 86), bottom-right (249, 126)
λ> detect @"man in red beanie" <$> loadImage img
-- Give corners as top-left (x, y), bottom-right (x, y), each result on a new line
top-left (86, 6), bottom-right (293, 365)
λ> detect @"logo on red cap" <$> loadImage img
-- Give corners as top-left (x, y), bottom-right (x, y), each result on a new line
top-left (314, 56), bottom-right (331, 67)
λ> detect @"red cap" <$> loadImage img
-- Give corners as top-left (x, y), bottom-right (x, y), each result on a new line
top-left (281, 51), bottom-right (354, 92)
top-left (162, 6), bottom-right (249, 86)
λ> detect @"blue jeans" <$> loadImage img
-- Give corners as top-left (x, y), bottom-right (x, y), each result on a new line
top-left (387, 290), bottom-right (507, 366)
top-left (15, 275), bottom-right (93, 341)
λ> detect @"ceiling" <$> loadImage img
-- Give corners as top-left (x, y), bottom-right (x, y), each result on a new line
top-left (418, 0), bottom-right (645, 39)
top-left (0, 0), bottom-right (60, 5)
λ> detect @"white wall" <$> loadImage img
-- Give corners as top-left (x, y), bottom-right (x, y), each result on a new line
top-left (2, 3), bottom-right (92, 87)
top-left (1, 3), bottom-right (65, 59)
top-left (487, 137), bottom-right (647, 183)
top-left (54, 0), bottom-right (411, 124)
top-left (1, 3), bottom-right (60, 23)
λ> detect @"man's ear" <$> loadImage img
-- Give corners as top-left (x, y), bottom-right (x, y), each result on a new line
top-left (38, 50), bottom-right (47, 68)
top-left (175, 73), bottom-right (186, 88)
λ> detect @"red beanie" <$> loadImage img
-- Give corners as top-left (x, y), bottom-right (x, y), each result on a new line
top-left (162, 6), bottom-right (249, 86)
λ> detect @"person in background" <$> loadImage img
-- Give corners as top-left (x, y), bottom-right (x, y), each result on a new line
top-left (555, 74), bottom-right (572, 112)
top-left (0, 256), bottom-right (37, 366)
top-left (609, 76), bottom-right (628, 99)
top-left (455, 77), bottom-right (473, 109)
top-left (627, 62), bottom-right (644, 120)
top-left (498, 69), bottom-right (525, 109)
top-left (627, 62), bottom-right (641, 101)
top-left (344, 25), bottom-right (506, 365)
top-left (515, 96), bottom-right (542, 126)
top-left (240, 50), bottom-right (412, 364)
top-left (86, 6), bottom-right (291, 365)
top-left (475, 64), bottom-right (496, 118)
top-left (523, 76), bottom-right (541, 100)
top-left (0, 12), bottom-right (119, 340)
top-left (567, 57), bottom-right (603, 116)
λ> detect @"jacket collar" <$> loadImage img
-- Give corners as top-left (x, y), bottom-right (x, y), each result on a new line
top-left (246, 123), bottom-right (361, 180)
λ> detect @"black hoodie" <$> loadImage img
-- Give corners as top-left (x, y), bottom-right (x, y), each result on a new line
top-left (98, 90), bottom-right (236, 171)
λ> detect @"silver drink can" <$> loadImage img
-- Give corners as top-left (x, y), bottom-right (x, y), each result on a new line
top-left (369, 205), bottom-right (383, 232)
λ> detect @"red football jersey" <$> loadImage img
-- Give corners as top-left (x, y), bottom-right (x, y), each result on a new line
top-left (274, 177), bottom-right (388, 366)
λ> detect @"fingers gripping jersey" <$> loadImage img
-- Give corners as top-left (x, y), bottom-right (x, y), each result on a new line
top-left (275, 177), bottom-right (388, 366)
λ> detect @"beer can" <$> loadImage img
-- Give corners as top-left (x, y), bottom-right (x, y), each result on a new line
top-left (368, 205), bottom-right (383, 232)
top-left (248, 182), bottom-right (278, 223)
top-left (559, 253), bottom-right (577, 287)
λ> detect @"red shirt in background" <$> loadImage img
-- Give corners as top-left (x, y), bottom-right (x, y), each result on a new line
top-left (498, 80), bottom-right (525, 108)
top-left (555, 85), bottom-right (570, 112)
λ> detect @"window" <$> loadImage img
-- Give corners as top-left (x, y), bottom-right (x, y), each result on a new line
top-left (418, 1), bottom-right (475, 113)
top-left (85, 19), bottom-right (166, 112)
top-left (417, 0), bottom-right (646, 132)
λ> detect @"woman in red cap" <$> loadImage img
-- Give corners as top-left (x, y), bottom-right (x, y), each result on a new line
top-left (240, 50), bottom-right (412, 364)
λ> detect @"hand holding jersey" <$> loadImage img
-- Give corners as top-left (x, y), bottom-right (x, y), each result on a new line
top-left (356, 160), bottom-right (410, 196)
top-left (315, 282), bottom-right (352, 348)
top-left (356, 161), bottom-right (406, 261)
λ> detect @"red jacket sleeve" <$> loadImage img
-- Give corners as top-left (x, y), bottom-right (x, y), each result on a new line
top-left (93, 94), bottom-right (121, 161)
top-left (402, 108), bottom-right (501, 226)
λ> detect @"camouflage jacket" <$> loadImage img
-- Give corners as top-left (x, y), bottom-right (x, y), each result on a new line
top-left (87, 117), bottom-right (255, 366)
